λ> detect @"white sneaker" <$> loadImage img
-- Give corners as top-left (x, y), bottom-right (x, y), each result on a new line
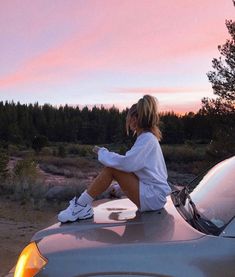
top-left (58, 197), bottom-right (94, 223)
top-left (110, 183), bottom-right (123, 198)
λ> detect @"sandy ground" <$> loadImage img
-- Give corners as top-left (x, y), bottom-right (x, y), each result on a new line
top-left (0, 196), bottom-right (58, 277)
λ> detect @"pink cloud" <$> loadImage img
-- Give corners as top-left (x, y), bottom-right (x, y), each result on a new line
top-left (0, 0), bottom-right (233, 90)
top-left (0, 29), bottom-right (108, 87)
top-left (112, 86), bottom-right (209, 94)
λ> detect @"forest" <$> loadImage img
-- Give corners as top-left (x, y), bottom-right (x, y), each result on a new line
top-left (0, 100), bottom-right (234, 154)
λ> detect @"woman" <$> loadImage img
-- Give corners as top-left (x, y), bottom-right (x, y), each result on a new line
top-left (58, 95), bottom-right (171, 223)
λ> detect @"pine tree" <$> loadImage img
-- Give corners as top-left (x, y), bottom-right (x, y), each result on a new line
top-left (203, 19), bottom-right (235, 114)
top-left (201, 18), bottom-right (235, 159)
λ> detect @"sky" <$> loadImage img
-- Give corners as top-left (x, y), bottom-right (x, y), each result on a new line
top-left (0, 0), bottom-right (234, 114)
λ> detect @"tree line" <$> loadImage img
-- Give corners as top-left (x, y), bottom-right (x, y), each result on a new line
top-left (0, 100), bottom-right (234, 147)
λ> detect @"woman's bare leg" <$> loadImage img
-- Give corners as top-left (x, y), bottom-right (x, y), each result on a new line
top-left (87, 167), bottom-right (140, 208)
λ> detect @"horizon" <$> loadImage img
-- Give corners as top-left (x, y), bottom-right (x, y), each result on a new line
top-left (0, 99), bottom-right (201, 116)
top-left (0, 1), bottom-right (234, 114)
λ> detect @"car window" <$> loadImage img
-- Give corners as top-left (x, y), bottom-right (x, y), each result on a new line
top-left (189, 157), bottom-right (235, 228)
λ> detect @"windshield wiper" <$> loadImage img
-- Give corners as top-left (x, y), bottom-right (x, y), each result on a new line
top-left (177, 186), bottom-right (220, 235)
top-left (171, 186), bottom-right (200, 225)
top-left (178, 186), bottom-right (200, 220)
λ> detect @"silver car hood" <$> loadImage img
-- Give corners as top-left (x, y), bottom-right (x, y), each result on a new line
top-left (33, 197), bottom-right (204, 255)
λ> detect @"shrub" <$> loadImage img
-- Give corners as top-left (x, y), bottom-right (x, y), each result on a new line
top-left (2, 158), bottom-right (48, 208)
top-left (67, 144), bottom-right (92, 157)
top-left (58, 145), bottom-right (66, 158)
top-left (162, 144), bottom-right (206, 163)
top-left (40, 147), bottom-right (54, 156)
top-left (7, 144), bottom-right (20, 156)
top-left (32, 135), bottom-right (48, 154)
top-left (206, 128), bottom-right (235, 161)
top-left (118, 144), bottom-right (129, 155)
top-left (13, 158), bottom-right (38, 181)
top-left (0, 149), bottom-right (9, 180)
top-left (11, 178), bottom-right (47, 203)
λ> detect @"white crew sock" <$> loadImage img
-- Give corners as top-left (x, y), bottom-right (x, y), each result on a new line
top-left (76, 190), bottom-right (94, 206)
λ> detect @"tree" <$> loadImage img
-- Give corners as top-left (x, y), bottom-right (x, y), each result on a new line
top-left (160, 112), bottom-right (184, 144)
top-left (201, 19), bottom-right (235, 160)
top-left (205, 19), bottom-right (235, 110)
top-left (32, 135), bottom-right (48, 154)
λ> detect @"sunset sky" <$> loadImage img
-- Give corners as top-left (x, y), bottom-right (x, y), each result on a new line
top-left (0, 0), bottom-right (234, 113)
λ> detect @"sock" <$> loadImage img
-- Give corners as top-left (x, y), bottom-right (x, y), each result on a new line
top-left (76, 190), bottom-right (94, 206)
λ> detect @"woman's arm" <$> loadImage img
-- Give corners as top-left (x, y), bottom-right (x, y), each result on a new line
top-left (98, 134), bottom-right (154, 172)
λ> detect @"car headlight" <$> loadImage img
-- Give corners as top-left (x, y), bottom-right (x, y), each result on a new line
top-left (14, 241), bottom-right (48, 277)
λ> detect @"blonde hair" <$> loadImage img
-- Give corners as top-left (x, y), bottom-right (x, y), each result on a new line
top-left (126, 95), bottom-right (162, 140)
top-left (126, 103), bottom-right (137, 136)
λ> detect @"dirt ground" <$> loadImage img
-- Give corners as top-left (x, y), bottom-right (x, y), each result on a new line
top-left (0, 196), bottom-right (58, 277)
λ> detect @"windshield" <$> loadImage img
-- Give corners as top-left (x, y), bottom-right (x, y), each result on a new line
top-left (188, 156), bottom-right (235, 229)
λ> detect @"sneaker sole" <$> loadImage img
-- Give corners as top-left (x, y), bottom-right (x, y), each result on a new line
top-left (58, 214), bottom-right (94, 224)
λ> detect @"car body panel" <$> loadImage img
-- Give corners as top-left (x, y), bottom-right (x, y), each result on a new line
top-left (220, 217), bottom-right (235, 237)
top-left (35, 228), bottom-right (235, 277)
top-left (33, 198), bottom-right (204, 256)
top-left (33, 198), bottom-right (235, 277)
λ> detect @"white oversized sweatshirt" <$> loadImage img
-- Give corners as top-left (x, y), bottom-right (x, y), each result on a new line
top-left (98, 132), bottom-right (171, 200)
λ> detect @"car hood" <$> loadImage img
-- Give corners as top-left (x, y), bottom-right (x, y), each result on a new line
top-left (33, 197), bottom-right (204, 255)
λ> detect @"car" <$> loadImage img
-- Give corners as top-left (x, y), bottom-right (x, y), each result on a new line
top-left (9, 156), bottom-right (235, 277)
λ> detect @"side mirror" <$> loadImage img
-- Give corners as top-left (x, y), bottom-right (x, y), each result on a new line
top-left (220, 217), bottom-right (235, 238)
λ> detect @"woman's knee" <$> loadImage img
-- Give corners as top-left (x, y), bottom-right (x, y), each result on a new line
top-left (103, 167), bottom-right (138, 184)
top-left (103, 167), bottom-right (119, 176)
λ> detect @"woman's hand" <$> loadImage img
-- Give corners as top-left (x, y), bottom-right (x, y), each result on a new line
top-left (92, 145), bottom-right (101, 155)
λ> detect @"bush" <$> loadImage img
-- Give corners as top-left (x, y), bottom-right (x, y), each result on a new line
top-left (1, 158), bottom-right (47, 208)
top-left (7, 144), bottom-right (20, 156)
top-left (67, 144), bottom-right (91, 157)
top-left (0, 149), bottom-right (9, 180)
top-left (162, 144), bottom-right (206, 163)
top-left (206, 128), bottom-right (235, 161)
top-left (118, 144), bottom-right (129, 155)
top-left (32, 135), bottom-right (48, 154)
top-left (11, 178), bottom-right (47, 204)
top-left (58, 145), bottom-right (66, 158)
top-left (13, 158), bottom-right (38, 181)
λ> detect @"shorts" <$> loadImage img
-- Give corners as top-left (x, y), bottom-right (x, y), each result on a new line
top-left (139, 181), bottom-right (168, 212)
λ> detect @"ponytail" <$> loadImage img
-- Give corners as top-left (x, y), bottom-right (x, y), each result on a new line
top-left (137, 95), bottom-right (162, 141)
top-left (126, 95), bottom-right (162, 141)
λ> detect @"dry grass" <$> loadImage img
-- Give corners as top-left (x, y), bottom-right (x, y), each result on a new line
top-left (1, 154), bottom-right (102, 206)
top-left (38, 156), bottom-right (101, 177)
top-left (161, 144), bottom-right (210, 175)
top-left (162, 144), bottom-right (206, 163)
top-left (2, 143), bottom-right (212, 205)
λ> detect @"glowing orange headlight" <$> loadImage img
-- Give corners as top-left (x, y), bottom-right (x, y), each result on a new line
top-left (14, 241), bottom-right (48, 277)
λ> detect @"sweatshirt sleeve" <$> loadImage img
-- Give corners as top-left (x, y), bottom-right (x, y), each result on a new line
top-left (98, 134), bottom-right (154, 172)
